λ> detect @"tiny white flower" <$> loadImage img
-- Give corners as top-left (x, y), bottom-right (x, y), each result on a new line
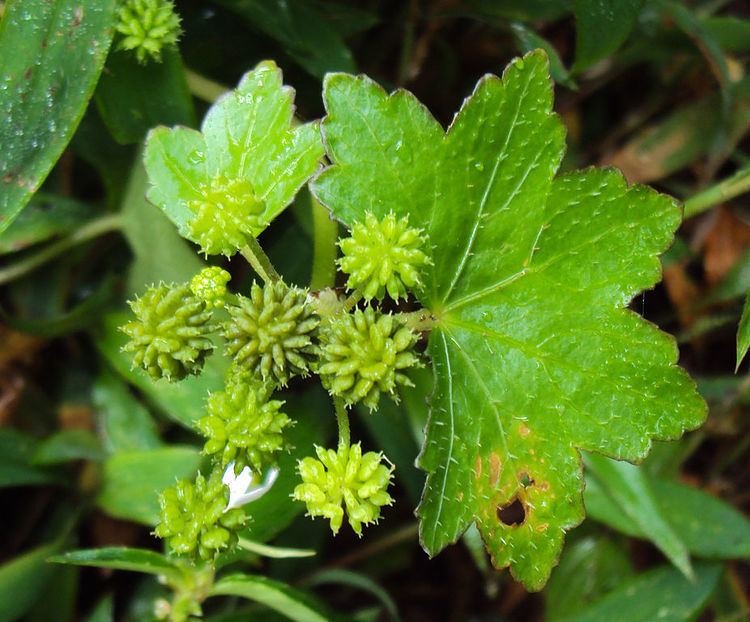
top-left (223, 462), bottom-right (280, 511)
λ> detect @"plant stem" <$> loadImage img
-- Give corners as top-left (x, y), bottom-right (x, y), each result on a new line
top-left (343, 290), bottom-right (362, 311)
top-left (240, 237), bottom-right (280, 284)
top-left (683, 165), bottom-right (750, 219)
top-left (334, 397), bottom-right (350, 452)
top-left (184, 67), bottom-right (229, 103)
top-left (398, 308), bottom-right (436, 332)
top-left (309, 198), bottom-right (338, 290)
top-left (0, 214), bottom-right (123, 286)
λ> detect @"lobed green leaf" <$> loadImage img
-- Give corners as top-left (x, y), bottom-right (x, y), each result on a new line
top-left (143, 60), bottom-right (324, 253)
top-left (313, 50), bottom-right (706, 589)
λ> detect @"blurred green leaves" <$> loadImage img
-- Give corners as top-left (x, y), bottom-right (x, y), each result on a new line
top-left (0, 0), bottom-right (116, 232)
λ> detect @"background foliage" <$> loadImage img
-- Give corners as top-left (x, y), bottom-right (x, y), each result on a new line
top-left (1, 0), bottom-right (750, 620)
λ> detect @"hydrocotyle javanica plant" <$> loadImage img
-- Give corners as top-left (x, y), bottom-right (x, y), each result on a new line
top-left (56, 48), bottom-right (707, 616)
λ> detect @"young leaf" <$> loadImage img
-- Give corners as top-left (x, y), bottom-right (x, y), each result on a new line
top-left (312, 50), bottom-right (706, 590)
top-left (143, 60), bottom-right (323, 256)
top-left (210, 574), bottom-right (330, 622)
top-left (50, 548), bottom-right (182, 582)
top-left (0, 0), bottom-right (116, 233)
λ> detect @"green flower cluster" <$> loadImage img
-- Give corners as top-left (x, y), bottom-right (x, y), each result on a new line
top-left (124, 203), bottom-right (433, 551)
top-left (190, 267), bottom-right (231, 309)
top-left (223, 280), bottom-right (319, 387)
top-left (115, 0), bottom-right (181, 64)
top-left (197, 368), bottom-right (292, 475)
top-left (186, 175), bottom-right (267, 257)
top-left (121, 283), bottom-right (215, 381)
top-left (339, 211), bottom-right (431, 301)
top-left (318, 306), bottom-right (421, 410)
top-left (154, 470), bottom-right (246, 560)
top-left (294, 443), bottom-right (394, 536)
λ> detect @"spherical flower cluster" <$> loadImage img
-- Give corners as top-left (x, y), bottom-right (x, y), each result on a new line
top-left (190, 266), bottom-right (231, 309)
top-left (187, 174), bottom-right (267, 257)
top-left (293, 443), bottom-right (394, 536)
top-left (318, 306), bottom-right (421, 410)
top-left (197, 369), bottom-right (292, 475)
top-left (121, 283), bottom-right (215, 381)
top-left (338, 211), bottom-right (431, 301)
top-left (115, 0), bottom-right (182, 64)
top-left (223, 280), bottom-right (319, 386)
top-left (154, 470), bottom-right (246, 561)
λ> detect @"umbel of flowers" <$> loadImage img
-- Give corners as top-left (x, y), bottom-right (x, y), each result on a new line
top-left (121, 209), bottom-right (429, 561)
top-left (121, 56), bottom-right (432, 563)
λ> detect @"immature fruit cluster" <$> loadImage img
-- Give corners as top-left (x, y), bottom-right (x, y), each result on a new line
top-left (339, 211), bottom-right (431, 301)
top-left (294, 443), bottom-right (394, 536)
top-left (154, 470), bottom-right (246, 560)
top-left (115, 0), bottom-right (182, 64)
top-left (197, 370), bottom-right (292, 475)
top-left (223, 280), bottom-right (319, 386)
top-left (190, 267), bottom-right (231, 309)
top-left (124, 204), bottom-right (432, 549)
top-left (121, 283), bottom-right (215, 381)
top-left (318, 307), bottom-right (421, 410)
top-left (187, 175), bottom-right (267, 257)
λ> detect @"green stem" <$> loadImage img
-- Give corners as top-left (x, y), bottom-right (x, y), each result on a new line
top-left (240, 237), bottom-right (280, 284)
top-left (184, 67), bottom-right (230, 104)
top-left (334, 398), bottom-right (350, 452)
top-left (309, 198), bottom-right (338, 290)
top-left (683, 165), bottom-right (750, 219)
top-left (0, 214), bottom-right (123, 286)
top-left (398, 308), bottom-right (436, 332)
top-left (343, 290), bottom-right (362, 311)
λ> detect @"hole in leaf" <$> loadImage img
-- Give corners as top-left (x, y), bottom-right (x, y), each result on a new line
top-left (497, 497), bottom-right (526, 526)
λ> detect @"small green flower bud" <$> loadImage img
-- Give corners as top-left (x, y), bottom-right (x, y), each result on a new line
top-left (115, 0), bottom-right (182, 64)
top-left (197, 368), bottom-right (292, 475)
top-left (121, 283), bottom-right (215, 382)
top-left (187, 174), bottom-right (267, 257)
top-left (318, 306), bottom-right (421, 410)
top-left (339, 211), bottom-right (431, 302)
top-left (222, 280), bottom-right (319, 386)
top-left (154, 469), bottom-right (246, 561)
top-left (190, 267), bottom-right (231, 309)
top-left (293, 443), bottom-right (394, 536)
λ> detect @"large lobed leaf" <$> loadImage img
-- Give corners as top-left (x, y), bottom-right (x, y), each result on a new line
top-left (312, 50), bottom-right (706, 589)
top-left (144, 60), bottom-right (324, 249)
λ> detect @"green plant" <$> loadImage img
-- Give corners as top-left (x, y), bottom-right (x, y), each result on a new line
top-left (5, 1), bottom-right (750, 620)
top-left (54, 47), bottom-right (705, 608)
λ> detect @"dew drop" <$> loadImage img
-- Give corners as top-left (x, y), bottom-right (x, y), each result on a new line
top-left (188, 150), bottom-right (205, 165)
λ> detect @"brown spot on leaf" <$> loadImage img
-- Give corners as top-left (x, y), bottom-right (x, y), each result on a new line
top-left (473, 455), bottom-right (482, 480)
top-left (24, 67), bottom-right (32, 80)
top-left (518, 423), bottom-right (530, 437)
top-left (489, 452), bottom-right (501, 488)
